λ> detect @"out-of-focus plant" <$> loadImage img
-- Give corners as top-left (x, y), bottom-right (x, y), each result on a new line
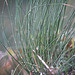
top-left (0, 0), bottom-right (75, 75)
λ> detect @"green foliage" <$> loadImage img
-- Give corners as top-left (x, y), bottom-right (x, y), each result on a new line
top-left (0, 0), bottom-right (75, 74)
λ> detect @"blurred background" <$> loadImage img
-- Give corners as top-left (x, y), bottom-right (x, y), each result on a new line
top-left (0, 0), bottom-right (27, 51)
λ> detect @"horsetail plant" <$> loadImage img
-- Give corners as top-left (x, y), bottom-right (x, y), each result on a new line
top-left (0, 0), bottom-right (75, 75)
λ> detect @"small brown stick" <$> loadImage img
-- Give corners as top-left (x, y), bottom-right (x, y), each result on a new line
top-left (5, 0), bottom-right (8, 6)
top-left (32, 53), bottom-right (39, 70)
top-left (33, 50), bottom-right (52, 72)
top-left (63, 3), bottom-right (75, 8)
